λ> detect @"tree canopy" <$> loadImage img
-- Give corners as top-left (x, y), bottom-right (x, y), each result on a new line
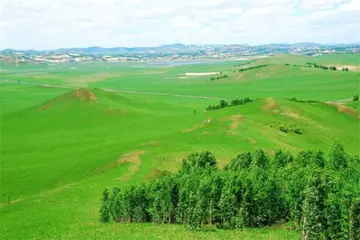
top-left (100, 143), bottom-right (360, 239)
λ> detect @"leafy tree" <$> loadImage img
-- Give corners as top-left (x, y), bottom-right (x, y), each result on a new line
top-left (218, 184), bottom-right (236, 228)
top-left (325, 193), bottom-right (349, 240)
top-left (329, 141), bottom-right (348, 170)
top-left (273, 150), bottom-right (293, 169)
top-left (252, 149), bottom-right (269, 169)
top-left (100, 188), bottom-right (110, 223)
top-left (350, 198), bottom-right (360, 240)
top-left (312, 151), bottom-right (326, 169)
top-left (302, 171), bottom-right (327, 239)
top-left (181, 151), bottom-right (217, 174)
top-left (100, 146), bottom-right (359, 235)
top-left (225, 152), bottom-right (252, 171)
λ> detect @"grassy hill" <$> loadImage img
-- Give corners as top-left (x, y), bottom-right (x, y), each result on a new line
top-left (0, 55), bottom-right (359, 239)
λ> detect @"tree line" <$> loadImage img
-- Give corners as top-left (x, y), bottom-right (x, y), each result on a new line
top-left (238, 64), bottom-right (267, 72)
top-left (304, 62), bottom-right (345, 71)
top-left (210, 75), bottom-right (228, 81)
top-left (100, 142), bottom-right (360, 239)
top-left (206, 98), bottom-right (253, 111)
top-left (288, 97), bottom-right (321, 103)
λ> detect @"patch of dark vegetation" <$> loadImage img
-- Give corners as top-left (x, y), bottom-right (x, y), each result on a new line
top-left (288, 97), bottom-right (321, 103)
top-left (279, 124), bottom-right (302, 134)
top-left (100, 142), bottom-right (360, 239)
top-left (270, 122), bottom-right (303, 135)
top-left (305, 62), bottom-right (337, 71)
top-left (353, 95), bottom-right (359, 102)
top-left (206, 98), bottom-right (253, 111)
top-left (210, 74), bottom-right (228, 81)
top-left (234, 61), bottom-right (252, 67)
top-left (238, 64), bottom-right (267, 72)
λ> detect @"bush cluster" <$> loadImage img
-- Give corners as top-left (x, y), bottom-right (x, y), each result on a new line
top-left (279, 124), bottom-right (302, 134)
top-left (100, 142), bottom-right (360, 239)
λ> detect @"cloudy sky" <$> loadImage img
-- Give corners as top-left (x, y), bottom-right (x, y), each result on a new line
top-left (0, 0), bottom-right (359, 49)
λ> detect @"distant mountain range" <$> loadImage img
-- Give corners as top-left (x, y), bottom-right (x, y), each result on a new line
top-left (2, 43), bottom-right (359, 55)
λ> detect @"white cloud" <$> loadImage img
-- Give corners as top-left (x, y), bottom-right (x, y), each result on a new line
top-left (299, 0), bottom-right (346, 11)
top-left (0, 0), bottom-right (359, 49)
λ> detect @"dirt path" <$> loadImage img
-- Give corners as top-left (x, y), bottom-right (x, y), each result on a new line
top-left (326, 98), bottom-right (353, 104)
top-left (100, 88), bottom-right (226, 100)
top-left (0, 79), bottom-right (226, 100)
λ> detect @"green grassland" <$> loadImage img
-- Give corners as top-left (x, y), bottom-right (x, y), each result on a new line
top-left (0, 54), bottom-right (359, 239)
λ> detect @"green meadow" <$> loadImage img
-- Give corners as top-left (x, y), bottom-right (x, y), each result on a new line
top-left (0, 54), bottom-right (359, 239)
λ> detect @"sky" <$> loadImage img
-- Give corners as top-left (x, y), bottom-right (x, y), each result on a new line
top-left (0, 0), bottom-right (359, 50)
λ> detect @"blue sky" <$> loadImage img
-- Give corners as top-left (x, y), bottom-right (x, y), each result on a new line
top-left (0, 0), bottom-right (359, 49)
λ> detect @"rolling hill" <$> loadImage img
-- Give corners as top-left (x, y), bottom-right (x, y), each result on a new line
top-left (1, 55), bottom-right (359, 239)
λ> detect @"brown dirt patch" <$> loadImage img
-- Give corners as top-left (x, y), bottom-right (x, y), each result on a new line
top-left (200, 131), bottom-right (212, 136)
top-left (326, 102), bottom-right (360, 120)
top-left (38, 88), bottom-right (97, 111)
top-left (248, 137), bottom-right (257, 144)
top-left (117, 151), bottom-right (145, 181)
top-left (0, 197), bottom-right (27, 207)
top-left (263, 97), bottom-right (277, 111)
top-left (338, 105), bottom-right (360, 119)
top-left (328, 65), bottom-right (360, 72)
top-left (283, 111), bottom-right (304, 120)
top-left (144, 168), bottom-right (162, 180)
top-left (229, 115), bottom-right (243, 130)
top-left (75, 88), bottom-right (97, 101)
top-left (100, 150), bottom-right (145, 181)
top-left (183, 119), bottom-right (212, 133)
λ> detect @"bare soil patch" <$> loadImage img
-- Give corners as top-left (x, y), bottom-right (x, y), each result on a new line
top-left (183, 119), bottom-right (212, 133)
top-left (328, 65), bottom-right (360, 72)
top-left (38, 88), bottom-right (97, 111)
top-left (117, 151), bottom-right (145, 181)
top-left (283, 110), bottom-right (304, 120)
top-left (338, 105), bottom-right (360, 120)
top-left (327, 102), bottom-right (360, 120)
top-left (229, 115), bottom-right (243, 130)
top-left (263, 97), bottom-right (277, 111)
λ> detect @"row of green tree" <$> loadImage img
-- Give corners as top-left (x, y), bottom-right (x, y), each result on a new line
top-left (288, 97), bottom-right (320, 103)
top-left (238, 64), bottom-right (267, 72)
top-left (210, 75), bottom-right (228, 81)
top-left (206, 98), bottom-right (253, 111)
top-left (100, 142), bottom-right (360, 239)
top-left (305, 62), bottom-right (343, 71)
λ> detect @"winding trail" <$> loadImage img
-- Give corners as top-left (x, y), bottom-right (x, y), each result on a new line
top-left (0, 79), bottom-right (226, 100)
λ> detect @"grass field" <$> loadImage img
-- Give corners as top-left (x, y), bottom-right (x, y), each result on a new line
top-left (1, 54), bottom-right (359, 239)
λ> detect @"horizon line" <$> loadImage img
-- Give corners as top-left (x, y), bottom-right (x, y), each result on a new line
top-left (2, 42), bottom-right (360, 52)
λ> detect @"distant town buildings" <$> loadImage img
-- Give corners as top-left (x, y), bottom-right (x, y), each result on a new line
top-left (1, 44), bottom-right (359, 64)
